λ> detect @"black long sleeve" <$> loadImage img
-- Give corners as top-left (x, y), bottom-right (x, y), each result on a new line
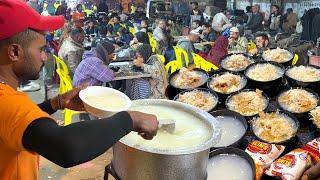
top-left (22, 112), bottom-right (133, 168)
top-left (37, 99), bottom-right (56, 115)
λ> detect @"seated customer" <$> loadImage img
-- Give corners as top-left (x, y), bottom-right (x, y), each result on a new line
top-left (206, 36), bottom-right (229, 66)
top-left (228, 27), bottom-right (248, 54)
top-left (58, 28), bottom-right (85, 77)
top-left (202, 23), bottom-right (217, 42)
top-left (177, 30), bottom-right (200, 65)
top-left (250, 33), bottom-right (270, 55)
top-left (73, 40), bottom-right (115, 87)
top-left (117, 31), bottom-right (150, 58)
top-left (126, 44), bottom-right (168, 100)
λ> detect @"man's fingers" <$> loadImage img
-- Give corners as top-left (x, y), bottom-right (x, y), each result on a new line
top-left (303, 163), bottom-right (320, 180)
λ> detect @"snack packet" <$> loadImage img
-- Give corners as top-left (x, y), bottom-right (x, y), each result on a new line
top-left (301, 137), bottom-right (320, 163)
top-left (245, 140), bottom-right (285, 180)
top-left (265, 148), bottom-right (312, 180)
top-left (246, 140), bottom-right (285, 168)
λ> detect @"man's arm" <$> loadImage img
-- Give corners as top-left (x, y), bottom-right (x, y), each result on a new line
top-left (23, 111), bottom-right (158, 168)
top-left (89, 59), bottom-right (115, 82)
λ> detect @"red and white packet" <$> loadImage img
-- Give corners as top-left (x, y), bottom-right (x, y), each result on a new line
top-left (245, 140), bottom-right (285, 179)
top-left (265, 148), bottom-right (312, 180)
top-left (301, 137), bottom-right (320, 163)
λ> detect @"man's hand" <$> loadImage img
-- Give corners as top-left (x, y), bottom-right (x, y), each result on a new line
top-left (127, 111), bottom-right (159, 140)
top-left (51, 86), bottom-right (86, 111)
top-left (302, 163), bottom-right (320, 180)
top-left (228, 37), bottom-right (236, 45)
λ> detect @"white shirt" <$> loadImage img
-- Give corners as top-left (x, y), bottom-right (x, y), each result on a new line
top-left (212, 12), bottom-right (231, 32)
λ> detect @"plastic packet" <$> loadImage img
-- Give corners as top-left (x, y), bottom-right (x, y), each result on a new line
top-left (301, 137), bottom-right (320, 163)
top-left (245, 140), bottom-right (285, 180)
top-left (265, 148), bottom-right (312, 180)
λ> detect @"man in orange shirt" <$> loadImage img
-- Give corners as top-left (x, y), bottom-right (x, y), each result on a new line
top-left (0, 1), bottom-right (158, 179)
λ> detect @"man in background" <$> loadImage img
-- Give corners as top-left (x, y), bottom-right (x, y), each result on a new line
top-left (228, 27), bottom-right (248, 54)
top-left (282, 8), bottom-right (298, 34)
top-left (58, 28), bottom-right (85, 77)
top-left (202, 23), bottom-right (217, 42)
top-left (212, 10), bottom-right (232, 33)
top-left (246, 4), bottom-right (263, 33)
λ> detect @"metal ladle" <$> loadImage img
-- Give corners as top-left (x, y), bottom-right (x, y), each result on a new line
top-left (158, 119), bottom-right (176, 134)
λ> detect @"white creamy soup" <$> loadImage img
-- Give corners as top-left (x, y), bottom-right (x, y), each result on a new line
top-left (214, 116), bottom-right (246, 147)
top-left (86, 95), bottom-right (127, 111)
top-left (207, 154), bottom-right (253, 180)
top-left (121, 105), bottom-right (211, 150)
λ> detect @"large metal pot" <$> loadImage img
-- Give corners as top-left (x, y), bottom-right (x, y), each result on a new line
top-left (112, 99), bottom-right (221, 180)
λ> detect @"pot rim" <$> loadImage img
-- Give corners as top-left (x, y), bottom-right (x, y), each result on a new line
top-left (118, 99), bottom-right (222, 155)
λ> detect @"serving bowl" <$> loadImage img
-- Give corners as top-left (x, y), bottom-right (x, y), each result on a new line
top-left (210, 110), bottom-right (248, 148)
top-left (285, 64), bottom-right (320, 92)
top-left (225, 89), bottom-right (269, 119)
top-left (79, 86), bottom-right (131, 118)
top-left (167, 68), bottom-right (209, 99)
top-left (173, 88), bottom-right (219, 112)
top-left (208, 147), bottom-right (256, 180)
top-left (262, 48), bottom-right (294, 67)
top-left (244, 61), bottom-right (285, 96)
top-left (220, 53), bottom-right (254, 73)
top-left (250, 110), bottom-right (299, 145)
top-left (207, 71), bottom-right (247, 106)
top-left (276, 87), bottom-right (319, 127)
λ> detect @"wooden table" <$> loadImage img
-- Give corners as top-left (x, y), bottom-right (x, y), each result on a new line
top-left (109, 62), bottom-right (152, 81)
top-left (114, 72), bottom-right (152, 80)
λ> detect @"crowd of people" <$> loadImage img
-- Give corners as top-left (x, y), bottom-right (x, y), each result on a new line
top-left (19, 0), bottom-right (320, 101)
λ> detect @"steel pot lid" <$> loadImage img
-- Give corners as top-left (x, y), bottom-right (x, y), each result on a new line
top-left (119, 99), bottom-right (222, 155)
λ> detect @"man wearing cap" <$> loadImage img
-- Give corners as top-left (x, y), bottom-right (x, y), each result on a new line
top-left (0, 1), bottom-right (159, 179)
top-left (58, 28), bottom-right (85, 77)
top-left (177, 30), bottom-right (200, 65)
top-left (228, 27), bottom-right (248, 54)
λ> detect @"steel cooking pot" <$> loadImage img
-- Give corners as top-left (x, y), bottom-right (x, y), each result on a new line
top-left (112, 99), bottom-right (221, 180)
